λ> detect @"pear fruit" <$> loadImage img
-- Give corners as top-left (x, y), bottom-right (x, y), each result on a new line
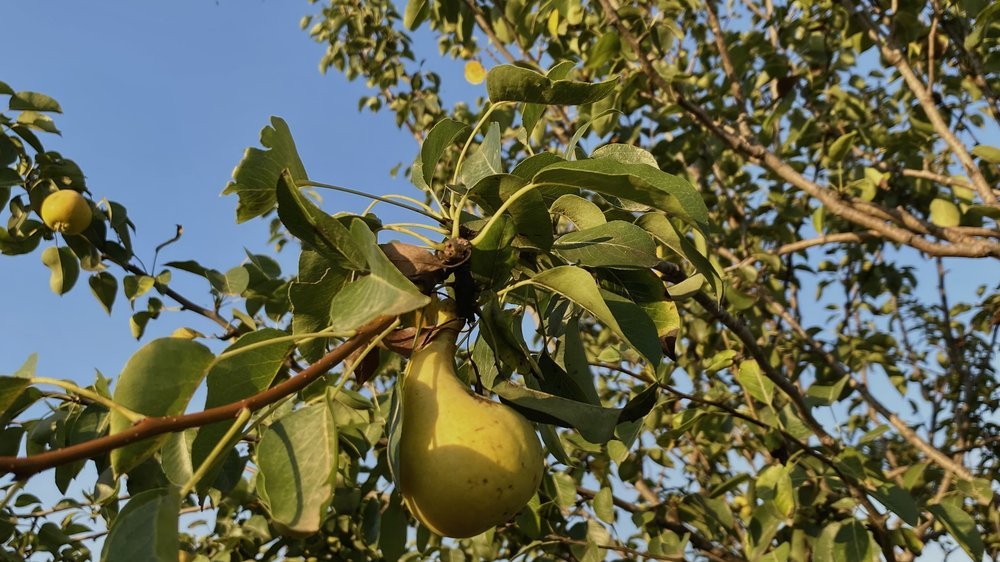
top-left (41, 190), bottom-right (92, 235)
top-left (399, 321), bottom-right (544, 538)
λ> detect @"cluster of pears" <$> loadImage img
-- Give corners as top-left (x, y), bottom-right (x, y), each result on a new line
top-left (398, 301), bottom-right (544, 538)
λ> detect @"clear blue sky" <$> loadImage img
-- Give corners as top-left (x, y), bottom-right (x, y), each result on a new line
top-left (2, 2), bottom-right (996, 561)
top-left (0, 0), bottom-right (478, 376)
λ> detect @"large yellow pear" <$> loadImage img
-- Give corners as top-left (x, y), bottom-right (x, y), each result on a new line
top-left (399, 324), bottom-right (544, 538)
top-left (41, 190), bottom-right (92, 235)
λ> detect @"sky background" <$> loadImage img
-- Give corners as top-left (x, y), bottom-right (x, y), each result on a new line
top-left (1, 1), bottom-right (997, 561)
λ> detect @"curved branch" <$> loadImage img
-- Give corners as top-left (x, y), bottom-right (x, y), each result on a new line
top-left (595, 0), bottom-right (1000, 259)
top-left (842, 0), bottom-right (997, 207)
top-left (0, 316), bottom-right (394, 479)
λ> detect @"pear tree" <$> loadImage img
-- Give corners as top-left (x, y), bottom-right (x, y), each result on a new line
top-left (2, 0), bottom-right (999, 561)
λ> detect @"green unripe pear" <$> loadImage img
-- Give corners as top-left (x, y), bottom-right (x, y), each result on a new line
top-left (399, 311), bottom-right (544, 538)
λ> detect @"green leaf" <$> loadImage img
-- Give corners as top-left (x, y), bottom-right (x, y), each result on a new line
top-left (839, 519), bottom-right (878, 562)
top-left (0, 377), bottom-right (34, 424)
top-left (929, 198), bottom-right (961, 227)
top-left (521, 62), bottom-right (578, 136)
top-left (256, 401), bottom-right (338, 537)
top-left (122, 275), bottom-right (155, 303)
top-left (736, 359), bottom-right (774, 406)
top-left (460, 122), bottom-right (503, 188)
top-left (955, 477), bottom-right (994, 505)
top-left (869, 484), bottom-right (918, 526)
top-left (591, 143), bottom-right (659, 168)
top-left (275, 170), bottom-right (366, 270)
top-left (593, 487), bottom-right (615, 523)
top-left (746, 501), bottom-right (783, 560)
top-left (758, 542), bottom-right (790, 562)
top-left (556, 316), bottom-right (600, 405)
top-left (534, 159), bottom-right (708, 225)
top-left (88, 272), bottom-right (117, 315)
top-left (805, 375), bottom-right (849, 406)
top-left (403, 0), bottom-right (429, 29)
top-left (0, 168), bottom-right (20, 188)
top-left (379, 493), bottom-right (407, 559)
top-left (549, 194), bottom-right (606, 229)
top-left (585, 31), bottom-right (621, 70)
top-left (526, 265), bottom-right (662, 365)
top-left (756, 464), bottom-right (794, 517)
top-left (160, 429), bottom-right (195, 487)
top-left (16, 111), bottom-right (60, 134)
top-left (109, 339), bottom-right (215, 477)
top-left (421, 118), bottom-right (469, 186)
top-left (290, 250), bottom-right (350, 362)
top-left (470, 214), bottom-right (517, 289)
top-left (470, 174), bottom-right (552, 249)
top-left (637, 213), bottom-right (722, 299)
top-left (385, 380), bottom-right (404, 490)
top-left (553, 221), bottom-right (661, 269)
top-left (327, 220), bottom-right (430, 332)
top-left (190, 329), bottom-right (292, 489)
top-left (100, 488), bottom-right (178, 562)
top-left (221, 266), bottom-right (250, 295)
top-left (928, 502), bottom-right (984, 561)
top-left (486, 64), bottom-right (618, 105)
top-left (223, 116), bottom-right (308, 222)
top-left (827, 131), bottom-right (857, 162)
top-left (40, 246), bottom-right (79, 295)
top-left (597, 269), bottom-right (680, 344)
top-left (494, 381), bottom-right (621, 443)
top-left (10, 91), bottom-right (62, 113)
top-left (666, 273), bottom-right (705, 300)
top-left (971, 144), bottom-right (1000, 164)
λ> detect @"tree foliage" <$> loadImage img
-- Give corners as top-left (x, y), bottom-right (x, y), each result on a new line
top-left (2, 0), bottom-right (1000, 561)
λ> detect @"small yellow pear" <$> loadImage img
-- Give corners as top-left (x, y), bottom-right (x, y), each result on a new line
top-left (464, 60), bottom-right (487, 85)
top-left (41, 190), bottom-right (92, 235)
top-left (399, 313), bottom-right (544, 538)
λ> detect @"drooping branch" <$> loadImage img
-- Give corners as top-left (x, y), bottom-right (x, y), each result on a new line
top-left (0, 316), bottom-right (395, 479)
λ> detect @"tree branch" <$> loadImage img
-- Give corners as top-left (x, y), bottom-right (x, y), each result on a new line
top-left (596, 0), bottom-right (1000, 259)
top-left (843, 0), bottom-right (997, 207)
top-left (0, 316), bottom-right (394, 479)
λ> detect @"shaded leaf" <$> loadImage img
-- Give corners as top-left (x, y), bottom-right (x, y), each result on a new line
top-left (328, 220), bottom-right (430, 332)
top-left (534, 159), bottom-right (709, 225)
top-left (487, 64), bottom-right (617, 105)
top-left (41, 246), bottom-right (79, 295)
top-left (928, 502), bottom-right (984, 561)
top-left (275, 170), bottom-right (366, 270)
top-left (109, 339), bottom-right (215, 476)
top-left (553, 221), bottom-right (660, 269)
top-left (100, 488), bottom-right (178, 562)
top-left (421, 118), bottom-right (469, 186)
top-left (527, 265), bottom-right (662, 365)
top-left (88, 272), bottom-right (117, 315)
top-left (257, 401), bottom-right (338, 537)
top-left (190, 329), bottom-right (292, 489)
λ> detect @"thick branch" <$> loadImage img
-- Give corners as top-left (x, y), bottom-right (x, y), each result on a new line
top-left (596, 0), bottom-right (1000, 259)
top-left (0, 316), bottom-right (394, 479)
top-left (843, 0), bottom-right (997, 206)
